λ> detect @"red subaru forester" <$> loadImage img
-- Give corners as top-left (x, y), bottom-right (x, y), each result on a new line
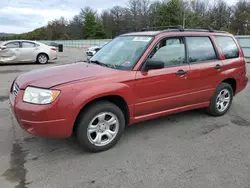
top-left (9, 26), bottom-right (248, 152)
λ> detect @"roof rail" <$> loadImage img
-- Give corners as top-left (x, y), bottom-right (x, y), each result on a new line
top-left (182, 28), bottom-right (228, 33)
top-left (187, 26), bottom-right (214, 32)
top-left (141, 25), bottom-right (184, 32)
top-left (140, 25), bottom-right (228, 34)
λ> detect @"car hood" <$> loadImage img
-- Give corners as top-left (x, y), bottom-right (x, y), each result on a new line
top-left (16, 62), bottom-right (117, 89)
top-left (88, 46), bottom-right (100, 50)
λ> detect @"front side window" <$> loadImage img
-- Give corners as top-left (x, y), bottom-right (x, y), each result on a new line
top-left (147, 37), bottom-right (186, 67)
top-left (90, 36), bottom-right (153, 70)
top-left (186, 37), bottom-right (218, 63)
top-left (22, 42), bottom-right (36, 48)
top-left (215, 36), bottom-right (239, 59)
top-left (5, 42), bottom-right (20, 48)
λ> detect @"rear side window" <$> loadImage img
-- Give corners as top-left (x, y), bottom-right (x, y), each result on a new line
top-left (215, 36), bottom-right (239, 59)
top-left (22, 42), bottom-right (36, 48)
top-left (186, 37), bottom-right (218, 63)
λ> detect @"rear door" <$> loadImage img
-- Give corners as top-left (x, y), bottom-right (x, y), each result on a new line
top-left (19, 41), bottom-right (39, 62)
top-left (186, 36), bottom-right (224, 104)
top-left (0, 41), bottom-right (21, 63)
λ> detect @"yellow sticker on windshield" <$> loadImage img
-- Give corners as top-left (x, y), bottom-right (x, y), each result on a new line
top-left (133, 37), bottom-right (151, 42)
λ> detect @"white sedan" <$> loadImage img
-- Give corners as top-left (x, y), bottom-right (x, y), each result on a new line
top-left (86, 42), bottom-right (109, 60)
top-left (0, 40), bottom-right (58, 64)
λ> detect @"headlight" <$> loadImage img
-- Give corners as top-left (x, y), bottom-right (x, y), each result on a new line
top-left (23, 87), bottom-right (60, 104)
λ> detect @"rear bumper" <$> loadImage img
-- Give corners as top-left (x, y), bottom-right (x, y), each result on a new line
top-left (9, 90), bottom-right (73, 138)
top-left (235, 76), bottom-right (248, 95)
top-left (48, 51), bottom-right (58, 61)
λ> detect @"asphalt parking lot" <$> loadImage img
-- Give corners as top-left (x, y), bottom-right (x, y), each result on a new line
top-left (1, 48), bottom-right (250, 188)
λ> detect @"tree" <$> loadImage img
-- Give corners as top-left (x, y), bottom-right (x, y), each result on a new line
top-left (231, 0), bottom-right (250, 34)
top-left (3, 0), bottom-right (250, 40)
top-left (127, 0), bottom-right (150, 31)
top-left (185, 0), bottom-right (210, 28)
top-left (94, 22), bottom-right (106, 39)
top-left (111, 6), bottom-right (126, 36)
top-left (80, 6), bottom-right (97, 20)
top-left (67, 15), bottom-right (83, 39)
top-left (208, 0), bottom-right (231, 30)
top-left (101, 10), bottom-right (118, 38)
top-left (83, 12), bottom-right (97, 39)
top-left (80, 7), bottom-right (106, 39)
top-left (148, 1), bottom-right (164, 27)
top-left (46, 17), bottom-right (68, 40)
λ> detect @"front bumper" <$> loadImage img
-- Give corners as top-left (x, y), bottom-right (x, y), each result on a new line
top-left (9, 89), bottom-right (73, 138)
top-left (86, 50), bottom-right (96, 56)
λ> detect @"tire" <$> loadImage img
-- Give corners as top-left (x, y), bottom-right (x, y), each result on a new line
top-left (76, 101), bottom-right (125, 152)
top-left (206, 82), bottom-right (233, 116)
top-left (37, 53), bottom-right (48, 64)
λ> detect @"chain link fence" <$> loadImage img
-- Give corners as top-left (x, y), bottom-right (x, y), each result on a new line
top-left (1, 37), bottom-right (250, 57)
top-left (38, 39), bottom-right (112, 48)
top-left (235, 35), bottom-right (250, 58)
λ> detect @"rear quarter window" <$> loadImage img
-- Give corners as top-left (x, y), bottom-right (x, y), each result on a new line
top-left (215, 36), bottom-right (239, 59)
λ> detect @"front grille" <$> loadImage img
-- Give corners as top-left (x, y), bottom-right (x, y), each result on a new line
top-left (12, 82), bottom-right (20, 98)
top-left (86, 52), bottom-right (93, 56)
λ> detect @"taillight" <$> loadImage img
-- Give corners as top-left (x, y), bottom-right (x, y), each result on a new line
top-left (50, 47), bottom-right (57, 51)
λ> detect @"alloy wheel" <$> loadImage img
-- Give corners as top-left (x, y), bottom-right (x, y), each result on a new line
top-left (216, 89), bottom-right (231, 112)
top-left (87, 112), bottom-right (119, 147)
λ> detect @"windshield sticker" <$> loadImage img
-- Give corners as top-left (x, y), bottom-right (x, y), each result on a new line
top-left (133, 37), bottom-right (151, 42)
top-left (123, 61), bottom-right (131, 66)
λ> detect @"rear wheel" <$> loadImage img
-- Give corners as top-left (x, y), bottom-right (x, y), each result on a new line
top-left (206, 82), bottom-right (233, 116)
top-left (76, 101), bottom-right (125, 152)
top-left (37, 53), bottom-right (48, 64)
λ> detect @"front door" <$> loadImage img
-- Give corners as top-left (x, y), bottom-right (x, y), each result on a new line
top-left (0, 41), bottom-right (21, 63)
top-left (134, 37), bottom-right (191, 118)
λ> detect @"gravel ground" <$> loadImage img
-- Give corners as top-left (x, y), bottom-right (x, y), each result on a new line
top-left (1, 48), bottom-right (250, 188)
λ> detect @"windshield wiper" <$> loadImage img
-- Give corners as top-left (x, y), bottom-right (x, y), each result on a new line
top-left (89, 60), bottom-right (109, 67)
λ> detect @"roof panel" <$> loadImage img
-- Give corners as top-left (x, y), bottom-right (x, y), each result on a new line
top-left (121, 31), bottom-right (162, 36)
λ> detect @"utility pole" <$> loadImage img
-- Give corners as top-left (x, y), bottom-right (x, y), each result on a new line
top-left (182, 1), bottom-right (189, 29)
top-left (183, 9), bottom-right (186, 28)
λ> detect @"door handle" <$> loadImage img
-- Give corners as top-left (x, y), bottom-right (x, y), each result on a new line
top-left (214, 64), bottom-right (222, 70)
top-left (175, 70), bottom-right (187, 76)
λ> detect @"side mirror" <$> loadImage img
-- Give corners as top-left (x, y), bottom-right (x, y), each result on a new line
top-left (144, 59), bottom-right (164, 70)
top-left (0, 46), bottom-right (6, 50)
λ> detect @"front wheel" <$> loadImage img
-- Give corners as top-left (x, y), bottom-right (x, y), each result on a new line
top-left (76, 101), bottom-right (125, 152)
top-left (206, 82), bottom-right (233, 116)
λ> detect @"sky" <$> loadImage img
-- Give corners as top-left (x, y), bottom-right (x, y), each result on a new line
top-left (0, 0), bottom-right (238, 34)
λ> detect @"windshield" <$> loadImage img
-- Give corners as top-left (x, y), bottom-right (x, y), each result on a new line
top-left (89, 36), bottom-right (153, 70)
